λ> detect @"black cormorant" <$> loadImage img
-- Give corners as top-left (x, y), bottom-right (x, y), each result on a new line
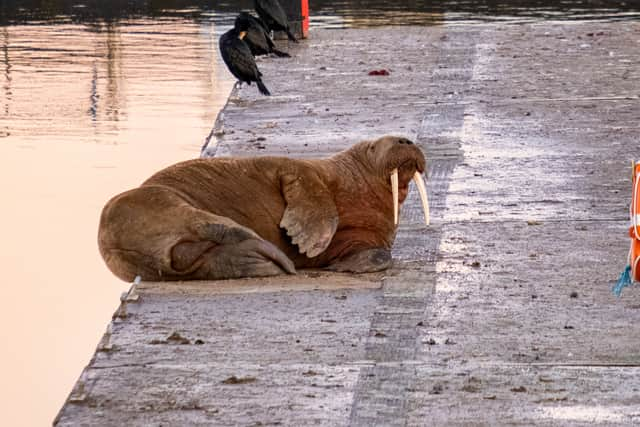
top-left (219, 18), bottom-right (271, 95)
top-left (236, 12), bottom-right (290, 57)
top-left (254, 0), bottom-right (298, 43)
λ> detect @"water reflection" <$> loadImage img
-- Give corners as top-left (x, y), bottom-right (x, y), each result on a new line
top-left (0, 16), bottom-right (234, 427)
top-left (2, 27), bottom-right (10, 137)
top-left (2, 0), bottom-right (639, 25)
top-left (88, 22), bottom-right (123, 124)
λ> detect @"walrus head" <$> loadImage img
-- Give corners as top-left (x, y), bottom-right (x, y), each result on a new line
top-left (361, 135), bottom-right (430, 226)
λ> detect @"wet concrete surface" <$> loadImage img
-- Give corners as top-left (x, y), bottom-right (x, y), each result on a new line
top-left (57, 23), bottom-right (640, 425)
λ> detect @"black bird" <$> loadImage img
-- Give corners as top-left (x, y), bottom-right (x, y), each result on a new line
top-left (236, 12), bottom-right (290, 58)
top-left (219, 18), bottom-right (271, 95)
top-left (254, 0), bottom-right (298, 43)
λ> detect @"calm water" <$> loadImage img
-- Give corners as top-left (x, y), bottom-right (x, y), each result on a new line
top-left (1, 1), bottom-right (639, 426)
top-left (0, 14), bottom-right (235, 427)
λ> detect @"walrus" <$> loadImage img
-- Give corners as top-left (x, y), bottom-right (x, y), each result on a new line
top-left (98, 135), bottom-right (430, 282)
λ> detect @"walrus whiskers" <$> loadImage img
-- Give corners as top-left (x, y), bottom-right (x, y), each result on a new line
top-left (413, 171), bottom-right (430, 226)
top-left (391, 168), bottom-right (399, 225)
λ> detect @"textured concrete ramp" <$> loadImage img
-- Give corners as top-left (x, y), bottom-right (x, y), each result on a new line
top-left (57, 23), bottom-right (640, 426)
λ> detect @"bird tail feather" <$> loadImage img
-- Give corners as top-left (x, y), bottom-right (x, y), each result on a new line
top-left (272, 48), bottom-right (291, 58)
top-left (257, 79), bottom-right (271, 96)
top-left (286, 30), bottom-right (298, 43)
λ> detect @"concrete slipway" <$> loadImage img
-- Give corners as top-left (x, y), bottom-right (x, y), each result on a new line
top-left (56, 22), bottom-right (640, 426)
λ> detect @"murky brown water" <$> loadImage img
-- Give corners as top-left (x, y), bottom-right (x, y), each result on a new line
top-left (0, 18), bottom-right (233, 426)
top-left (1, 1), bottom-right (639, 425)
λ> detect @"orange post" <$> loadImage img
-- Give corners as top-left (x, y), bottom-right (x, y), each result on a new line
top-left (301, 0), bottom-right (309, 38)
top-left (280, 0), bottom-right (309, 39)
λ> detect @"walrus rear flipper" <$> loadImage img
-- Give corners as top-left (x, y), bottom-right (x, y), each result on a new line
top-left (99, 185), bottom-right (295, 282)
top-left (186, 238), bottom-right (295, 280)
top-left (182, 219), bottom-right (296, 280)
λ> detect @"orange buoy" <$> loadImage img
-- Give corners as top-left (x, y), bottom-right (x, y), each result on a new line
top-left (614, 160), bottom-right (640, 296)
top-left (629, 160), bottom-right (640, 282)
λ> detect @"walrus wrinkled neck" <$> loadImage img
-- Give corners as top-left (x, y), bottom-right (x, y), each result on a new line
top-left (321, 150), bottom-right (380, 194)
top-left (307, 150), bottom-right (397, 258)
top-left (317, 150), bottom-right (394, 224)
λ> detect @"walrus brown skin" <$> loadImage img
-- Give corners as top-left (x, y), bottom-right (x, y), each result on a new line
top-left (98, 135), bottom-right (426, 281)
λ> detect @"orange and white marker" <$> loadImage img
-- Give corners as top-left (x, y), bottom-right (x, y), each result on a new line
top-left (628, 160), bottom-right (640, 282)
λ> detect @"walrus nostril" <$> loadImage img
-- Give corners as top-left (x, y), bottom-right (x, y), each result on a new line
top-left (397, 138), bottom-right (413, 145)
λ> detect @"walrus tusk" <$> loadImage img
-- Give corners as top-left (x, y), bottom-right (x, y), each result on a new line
top-left (413, 171), bottom-right (430, 226)
top-left (239, 31), bottom-right (247, 40)
top-left (391, 168), bottom-right (399, 225)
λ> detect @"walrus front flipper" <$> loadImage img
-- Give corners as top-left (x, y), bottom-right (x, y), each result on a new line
top-left (326, 248), bottom-right (392, 273)
top-left (279, 168), bottom-right (339, 258)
